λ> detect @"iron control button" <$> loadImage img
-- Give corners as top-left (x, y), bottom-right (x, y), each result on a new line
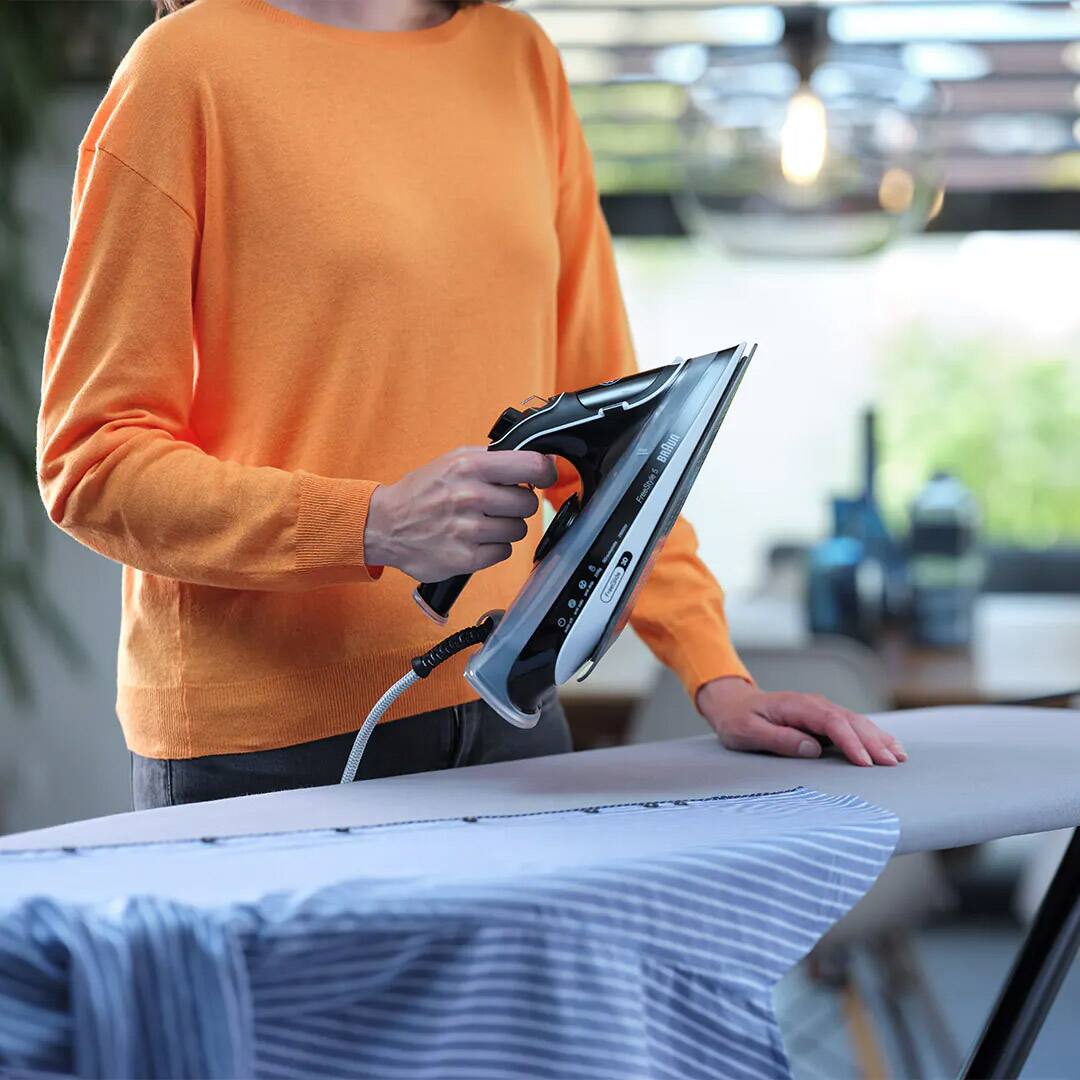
top-left (601, 568), bottom-right (624, 602)
top-left (534, 493), bottom-right (580, 563)
top-left (488, 407), bottom-right (525, 441)
top-left (601, 551), bottom-right (634, 601)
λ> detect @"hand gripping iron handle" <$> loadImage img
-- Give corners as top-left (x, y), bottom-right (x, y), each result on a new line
top-left (413, 366), bottom-right (677, 623)
top-left (412, 398), bottom-right (537, 622)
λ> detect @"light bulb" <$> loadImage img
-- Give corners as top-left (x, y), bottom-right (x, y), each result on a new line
top-left (878, 167), bottom-right (915, 213)
top-left (680, 56), bottom-right (939, 256)
top-left (780, 88), bottom-right (828, 186)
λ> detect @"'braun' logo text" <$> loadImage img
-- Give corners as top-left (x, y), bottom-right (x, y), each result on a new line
top-left (657, 433), bottom-right (681, 464)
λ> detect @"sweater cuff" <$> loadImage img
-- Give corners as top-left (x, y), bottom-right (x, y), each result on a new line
top-left (662, 616), bottom-right (754, 704)
top-left (295, 471), bottom-right (383, 581)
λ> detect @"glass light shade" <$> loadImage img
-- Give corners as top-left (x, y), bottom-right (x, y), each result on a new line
top-left (678, 53), bottom-right (942, 257)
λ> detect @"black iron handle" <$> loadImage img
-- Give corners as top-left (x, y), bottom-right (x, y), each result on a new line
top-left (414, 574), bottom-right (472, 624)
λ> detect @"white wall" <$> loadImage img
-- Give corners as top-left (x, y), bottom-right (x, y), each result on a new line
top-left (615, 231), bottom-right (1080, 592)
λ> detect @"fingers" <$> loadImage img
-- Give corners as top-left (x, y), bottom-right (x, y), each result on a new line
top-left (470, 543), bottom-right (515, 571)
top-left (817, 707), bottom-right (875, 767)
top-left (470, 515), bottom-right (529, 545)
top-left (470, 483), bottom-right (540, 520)
top-left (819, 700), bottom-right (904, 765)
top-left (719, 712), bottom-right (823, 760)
top-left (767, 694), bottom-right (886, 767)
top-left (848, 711), bottom-right (907, 763)
top-left (474, 450), bottom-right (559, 489)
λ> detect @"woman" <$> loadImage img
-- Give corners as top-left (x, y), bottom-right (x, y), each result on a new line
top-left (37, 0), bottom-right (905, 810)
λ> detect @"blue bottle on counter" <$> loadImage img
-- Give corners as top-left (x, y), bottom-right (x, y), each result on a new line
top-left (908, 472), bottom-right (984, 648)
top-left (807, 532), bottom-right (884, 645)
top-left (806, 410), bottom-right (898, 644)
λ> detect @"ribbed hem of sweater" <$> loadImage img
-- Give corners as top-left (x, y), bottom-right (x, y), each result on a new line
top-left (295, 471), bottom-right (382, 579)
top-left (118, 644), bottom-right (476, 759)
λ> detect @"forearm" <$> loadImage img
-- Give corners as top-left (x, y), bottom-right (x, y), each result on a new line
top-left (38, 428), bottom-right (381, 590)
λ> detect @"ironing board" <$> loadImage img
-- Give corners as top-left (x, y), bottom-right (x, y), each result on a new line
top-left (2, 705), bottom-right (1079, 1078)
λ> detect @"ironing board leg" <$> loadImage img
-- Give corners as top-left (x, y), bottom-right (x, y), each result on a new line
top-left (959, 827), bottom-right (1080, 1080)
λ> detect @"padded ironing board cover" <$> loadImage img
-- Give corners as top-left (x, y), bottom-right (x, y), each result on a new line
top-left (0, 787), bottom-right (898, 1080)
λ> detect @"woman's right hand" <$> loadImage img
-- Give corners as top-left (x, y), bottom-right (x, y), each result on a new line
top-left (364, 447), bottom-right (558, 582)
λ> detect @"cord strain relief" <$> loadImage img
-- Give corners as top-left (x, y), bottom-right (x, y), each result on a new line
top-left (410, 618), bottom-right (495, 679)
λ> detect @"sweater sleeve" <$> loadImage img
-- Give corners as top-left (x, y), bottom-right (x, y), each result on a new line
top-left (37, 142), bottom-right (382, 592)
top-left (546, 53), bottom-right (752, 696)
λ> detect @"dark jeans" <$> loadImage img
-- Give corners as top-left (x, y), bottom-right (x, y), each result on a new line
top-left (131, 694), bottom-right (572, 810)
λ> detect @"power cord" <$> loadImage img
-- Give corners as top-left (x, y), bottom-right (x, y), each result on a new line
top-left (340, 614), bottom-right (498, 783)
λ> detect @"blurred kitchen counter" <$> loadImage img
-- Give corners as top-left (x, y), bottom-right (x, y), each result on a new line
top-left (561, 593), bottom-right (1080, 745)
top-left (878, 593), bottom-right (1080, 708)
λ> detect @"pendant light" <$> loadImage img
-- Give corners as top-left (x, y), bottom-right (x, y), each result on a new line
top-left (678, 6), bottom-right (942, 257)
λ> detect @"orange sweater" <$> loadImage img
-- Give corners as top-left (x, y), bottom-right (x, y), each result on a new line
top-left (37, 0), bottom-right (750, 759)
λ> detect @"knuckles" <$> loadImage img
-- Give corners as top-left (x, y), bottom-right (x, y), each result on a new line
top-left (822, 714), bottom-right (847, 736)
top-left (452, 486), bottom-right (485, 515)
top-left (448, 448), bottom-right (481, 475)
top-left (457, 518), bottom-right (483, 544)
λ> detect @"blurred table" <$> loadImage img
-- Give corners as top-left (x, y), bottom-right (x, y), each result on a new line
top-left (880, 594), bottom-right (1080, 708)
top-left (561, 593), bottom-right (1080, 745)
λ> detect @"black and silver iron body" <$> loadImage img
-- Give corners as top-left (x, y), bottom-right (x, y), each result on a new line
top-left (415, 343), bottom-right (755, 728)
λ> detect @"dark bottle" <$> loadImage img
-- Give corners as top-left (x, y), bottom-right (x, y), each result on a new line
top-left (908, 472), bottom-right (983, 648)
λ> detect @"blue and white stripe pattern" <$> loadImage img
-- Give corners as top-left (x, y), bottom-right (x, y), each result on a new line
top-left (0, 787), bottom-right (898, 1079)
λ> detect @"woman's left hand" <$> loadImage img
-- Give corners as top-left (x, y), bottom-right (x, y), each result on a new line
top-left (696, 676), bottom-right (907, 767)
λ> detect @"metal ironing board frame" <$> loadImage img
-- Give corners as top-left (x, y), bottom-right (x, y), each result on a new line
top-left (959, 825), bottom-right (1080, 1078)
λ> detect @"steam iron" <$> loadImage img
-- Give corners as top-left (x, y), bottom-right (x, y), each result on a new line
top-left (414, 343), bottom-right (756, 729)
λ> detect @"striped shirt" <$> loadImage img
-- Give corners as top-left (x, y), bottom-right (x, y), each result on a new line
top-left (0, 787), bottom-right (898, 1079)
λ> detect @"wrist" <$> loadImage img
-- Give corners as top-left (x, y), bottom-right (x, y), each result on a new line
top-left (695, 674), bottom-right (755, 716)
top-left (363, 484), bottom-right (394, 569)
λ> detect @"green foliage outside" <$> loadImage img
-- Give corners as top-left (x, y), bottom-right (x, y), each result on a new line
top-left (573, 82), bottom-right (684, 194)
top-left (878, 324), bottom-right (1080, 546)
